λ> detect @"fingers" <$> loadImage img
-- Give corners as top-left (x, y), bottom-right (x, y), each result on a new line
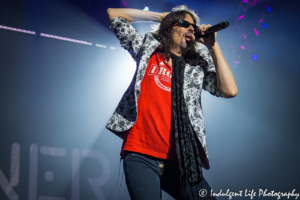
top-left (191, 33), bottom-right (195, 41)
top-left (198, 24), bottom-right (212, 35)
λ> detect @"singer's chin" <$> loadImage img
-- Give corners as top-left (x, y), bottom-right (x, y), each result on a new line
top-left (180, 39), bottom-right (195, 49)
top-left (187, 40), bottom-right (196, 47)
top-left (185, 41), bottom-right (196, 50)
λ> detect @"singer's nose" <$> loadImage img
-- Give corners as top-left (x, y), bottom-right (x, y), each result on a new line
top-left (188, 25), bottom-right (195, 34)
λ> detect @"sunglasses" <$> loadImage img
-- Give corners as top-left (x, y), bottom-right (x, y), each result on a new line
top-left (175, 19), bottom-right (199, 32)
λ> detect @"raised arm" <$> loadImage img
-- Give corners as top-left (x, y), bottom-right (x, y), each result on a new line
top-left (209, 43), bottom-right (238, 98)
top-left (107, 8), bottom-right (169, 23)
top-left (197, 24), bottom-right (238, 98)
top-left (107, 9), bottom-right (168, 61)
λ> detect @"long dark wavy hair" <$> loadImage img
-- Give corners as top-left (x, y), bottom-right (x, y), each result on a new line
top-left (153, 10), bottom-right (200, 61)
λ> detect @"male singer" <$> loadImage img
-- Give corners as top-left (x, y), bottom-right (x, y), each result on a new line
top-left (106, 5), bottom-right (238, 200)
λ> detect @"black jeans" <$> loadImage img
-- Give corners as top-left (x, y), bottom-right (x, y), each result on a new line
top-left (122, 150), bottom-right (217, 200)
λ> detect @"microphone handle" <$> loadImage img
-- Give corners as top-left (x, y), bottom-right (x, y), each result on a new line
top-left (195, 21), bottom-right (229, 38)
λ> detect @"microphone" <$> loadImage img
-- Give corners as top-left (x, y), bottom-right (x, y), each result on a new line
top-left (195, 21), bottom-right (230, 38)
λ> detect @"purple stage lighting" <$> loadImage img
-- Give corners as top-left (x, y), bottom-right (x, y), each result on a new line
top-left (254, 28), bottom-right (259, 35)
top-left (40, 33), bottom-right (92, 45)
top-left (252, 54), bottom-right (257, 60)
top-left (0, 25), bottom-right (36, 35)
top-left (249, 0), bottom-right (257, 5)
top-left (96, 44), bottom-right (106, 48)
top-left (237, 15), bottom-right (244, 21)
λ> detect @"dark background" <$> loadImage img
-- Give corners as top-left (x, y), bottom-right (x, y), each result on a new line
top-left (0, 0), bottom-right (299, 199)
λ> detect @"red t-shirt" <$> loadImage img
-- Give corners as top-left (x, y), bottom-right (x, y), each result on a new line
top-left (120, 48), bottom-right (178, 162)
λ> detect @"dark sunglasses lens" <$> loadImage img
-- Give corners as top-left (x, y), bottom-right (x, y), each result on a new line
top-left (179, 20), bottom-right (198, 30)
top-left (178, 20), bottom-right (188, 28)
top-left (183, 21), bottom-right (190, 28)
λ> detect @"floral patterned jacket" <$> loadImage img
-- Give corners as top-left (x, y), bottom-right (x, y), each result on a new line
top-left (106, 17), bottom-right (225, 169)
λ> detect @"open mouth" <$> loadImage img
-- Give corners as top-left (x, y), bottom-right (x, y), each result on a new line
top-left (184, 33), bottom-right (193, 42)
top-left (179, 32), bottom-right (195, 48)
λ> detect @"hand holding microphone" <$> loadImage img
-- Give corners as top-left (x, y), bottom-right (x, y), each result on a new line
top-left (195, 21), bottom-right (229, 48)
top-left (195, 21), bottom-right (230, 38)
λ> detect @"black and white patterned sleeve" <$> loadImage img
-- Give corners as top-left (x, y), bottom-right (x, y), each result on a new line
top-left (109, 17), bottom-right (144, 61)
top-left (199, 49), bottom-right (224, 98)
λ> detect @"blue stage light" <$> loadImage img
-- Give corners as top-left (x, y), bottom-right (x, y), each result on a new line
top-left (262, 22), bottom-right (267, 28)
top-left (267, 6), bottom-right (271, 12)
top-left (252, 54), bottom-right (257, 60)
top-left (143, 6), bottom-right (149, 11)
